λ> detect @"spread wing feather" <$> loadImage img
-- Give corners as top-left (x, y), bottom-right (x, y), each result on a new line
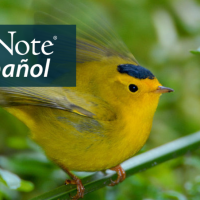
top-left (0, 87), bottom-right (116, 120)
top-left (33, 0), bottom-right (137, 63)
top-left (0, 87), bottom-right (94, 116)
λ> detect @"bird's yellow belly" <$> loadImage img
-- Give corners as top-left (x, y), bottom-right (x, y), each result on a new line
top-left (6, 106), bottom-right (152, 172)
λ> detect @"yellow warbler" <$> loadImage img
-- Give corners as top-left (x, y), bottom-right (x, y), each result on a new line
top-left (0, 0), bottom-right (173, 199)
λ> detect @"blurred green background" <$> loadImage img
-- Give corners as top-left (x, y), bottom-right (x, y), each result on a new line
top-left (0, 0), bottom-right (200, 199)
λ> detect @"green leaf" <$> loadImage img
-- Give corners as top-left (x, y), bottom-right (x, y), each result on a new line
top-left (190, 48), bottom-right (200, 55)
top-left (31, 131), bottom-right (200, 200)
top-left (18, 180), bottom-right (34, 192)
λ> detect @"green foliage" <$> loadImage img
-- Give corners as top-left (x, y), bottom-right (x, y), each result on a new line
top-left (0, 0), bottom-right (200, 199)
top-left (190, 48), bottom-right (200, 55)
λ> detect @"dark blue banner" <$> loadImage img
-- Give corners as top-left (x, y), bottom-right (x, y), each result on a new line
top-left (0, 25), bottom-right (76, 86)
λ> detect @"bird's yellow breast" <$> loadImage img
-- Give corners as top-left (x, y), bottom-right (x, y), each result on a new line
top-left (6, 104), bottom-right (154, 171)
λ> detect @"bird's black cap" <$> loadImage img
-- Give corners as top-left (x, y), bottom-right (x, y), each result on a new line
top-left (117, 64), bottom-right (155, 80)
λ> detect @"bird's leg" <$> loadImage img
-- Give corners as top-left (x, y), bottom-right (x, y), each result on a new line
top-left (64, 168), bottom-right (85, 200)
top-left (109, 165), bottom-right (126, 186)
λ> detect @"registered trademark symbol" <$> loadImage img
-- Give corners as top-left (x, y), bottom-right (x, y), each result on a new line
top-left (53, 36), bottom-right (57, 40)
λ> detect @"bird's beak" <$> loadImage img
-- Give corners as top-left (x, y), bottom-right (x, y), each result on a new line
top-left (155, 86), bottom-right (174, 93)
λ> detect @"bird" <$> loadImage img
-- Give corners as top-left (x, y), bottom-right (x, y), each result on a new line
top-left (0, 0), bottom-right (173, 199)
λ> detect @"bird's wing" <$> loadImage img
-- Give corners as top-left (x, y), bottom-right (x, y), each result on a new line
top-left (0, 87), bottom-right (116, 121)
top-left (33, 0), bottom-right (138, 64)
top-left (0, 0), bottom-right (135, 121)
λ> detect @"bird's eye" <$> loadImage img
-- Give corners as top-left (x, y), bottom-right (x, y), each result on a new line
top-left (129, 84), bottom-right (138, 92)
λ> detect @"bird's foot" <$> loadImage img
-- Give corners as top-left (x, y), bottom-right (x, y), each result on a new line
top-left (109, 165), bottom-right (126, 186)
top-left (65, 174), bottom-right (85, 199)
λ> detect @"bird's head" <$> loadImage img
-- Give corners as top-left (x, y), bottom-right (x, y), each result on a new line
top-left (102, 62), bottom-right (174, 120)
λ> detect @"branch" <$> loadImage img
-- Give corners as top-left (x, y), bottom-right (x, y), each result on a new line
top-left (31, 131), bottom-right (200, 200)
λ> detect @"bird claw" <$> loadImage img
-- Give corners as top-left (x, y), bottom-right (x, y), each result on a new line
top-left (65, 177), bottom-right (85, 199)
top-left (109, 165), bottom-right (126, 186)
